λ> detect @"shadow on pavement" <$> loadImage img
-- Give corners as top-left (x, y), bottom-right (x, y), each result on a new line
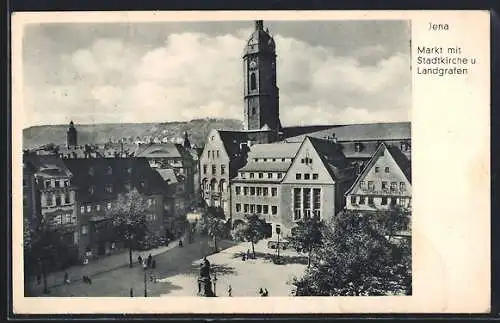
top-left (232, 251), bottom-right (308, 266)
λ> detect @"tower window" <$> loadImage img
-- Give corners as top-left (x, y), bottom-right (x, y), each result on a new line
top-left (250, 73), bottom-right (256, 90)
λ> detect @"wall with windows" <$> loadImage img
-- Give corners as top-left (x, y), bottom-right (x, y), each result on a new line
top-left (231, 181), bottom-right (281, 225)
top-left (199, 130), bottom-right (231, 217)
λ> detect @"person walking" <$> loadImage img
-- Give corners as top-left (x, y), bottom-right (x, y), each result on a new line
top-left (147, 254), bottom-right (152, 268)
top-left (137, 255), bottom-right (143, 266)
top-left (228, 285), bottom-right (232, 297)
top-left (63, 272), bottom-right (70, 284)
top-left (263, 288), bottom-right (269, 297)
top-left (259, 288), bottom-right (264, 296)
top-left (130, 288), bottom-right (134, 297)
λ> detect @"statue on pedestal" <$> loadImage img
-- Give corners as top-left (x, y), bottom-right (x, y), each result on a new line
top-left (197, 257), bottom-right (215, 297)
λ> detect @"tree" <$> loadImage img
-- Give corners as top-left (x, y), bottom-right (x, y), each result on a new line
top-left (198, 207), bottom-right (226, 252)
top-left (106, 188), bottom-right (150, 268)
top-left (287, 216), bottom-right (325, 267)
top-left (233, 214), bottom-right (268, 258)
top-left (293, 211), bottom-right (411, 296)
top-left (23, 217), bottom-right (70, 294)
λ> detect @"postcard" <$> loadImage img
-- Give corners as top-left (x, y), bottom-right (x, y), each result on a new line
top-left (12, 10), bottom-right (490, 314)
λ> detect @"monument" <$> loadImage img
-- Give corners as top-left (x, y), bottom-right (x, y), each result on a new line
top-left (197, 257), bottom-right (215, 297)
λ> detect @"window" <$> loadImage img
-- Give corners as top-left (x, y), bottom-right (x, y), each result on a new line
top-left (250, 173), bottom-right (255, 179)
top-left (105, 184), bottom-right (113, 193)
top-left (148, 199), bottom-right (152, 207)
top-left (382, 181), bottom-right (388, 190)
top-left (400, 182), bottom-right (406, 192)
top-left (22, 179), bottom-right (27, 187)
top-left (88, 168), bottom-right (95, 176)
top-left (258, 173), bottom-right (263, 179)
top-left (250, 204), bottom-right (255, 213)
top-left (268, 172), bottom-right (273, 179)
top-left (254, 158), bottom-right (258, 162)
top-left (272, 158), bottom-right (276, 162)
top-left (350, 196), bottom-right (357, 205)
top-left (263, 187), bottom-right (268, 196)
top-left (64, 180), bottom-right (69, 187)
top-left (243, 187), bottom-right (249, 195)
top-left (271, 187), bottom-right (277, 196)
top-left (359, 196), bottom-right (366, 204)
top-left (360, 181), bottom-right (366, 190)
top-left (203, 165), bottom-right (207, 174)
top-left (212, 151), bottom-right (215, 159)
top-left (212, 165), bottom-right (216, 175)
top-left (80, 206), bottom-right (85, 213)
top-left (86, 205), bottom-right (92, 212)
top-left (304, 174), bottom-right (310, 180)
top-left (236, 204), bottom-right (241, 212)
top-left (107, 202), bottom-right (112, 210)
top-left (221, 165), bottom-right (226, 175)
top-left (240, 172), bottom-right (245, 179)
top-left (271, 206), bottom-right (277, 215)
top-left (385, 167), bottom-right (390, 173)
top-left (88, 185), bottom-right (95, 195)
top-left (256, 187), bottom-right (262, 196)
top-left (296, 174), bottom-right (301, 180)
top-left (107, 166), bottom-right (113, 175)
top-left (313, 173), bottom-right (318, 180)
top-left (46, 194), bottom-right (53, 206)
top-left (367, 181), bottom-right (374, 191)
top-left (293, 188), bottom-right (301, 220)
top-left (81, 225), bottom-right (88, 235)
top-left (368, 196), bottom-right (374, 205)
top-left (140, 181), bottom-right (146, 188)
top-left (354, 143), bottom-right (362, 152)
top-left (257, 205), bottom-right (262, 214)
top-left (391, 198), bottom-right (397, 206)
top-left (45, 180), bottom-right (51, 189)
top-left (277, 173), bottom-right (283, 179)
top-left (281, 158), bottom-right (285, 162)
top-left (55, 195), bottom-right (61, 206)
top-left (250, 187), bottom-right (256, 195)
top-left (390, 182), bottom-right (397, 192)
top-left (313, 188), bottom-right (321, 210)
top-left (96, 204), bottom-right (101, 211)
top-left (64, 193), bottom-right (70, 204)
top-left (250, 73), bottom-right (256, 90)
top-left (263, 205), bottom-right (269, 214)
top-left (207, 150), bottom-right (210, 159)
top-left (216, 150), bottom-right (220, 158)
top-left (244, 204), bottom-right (249, 213)
top-left (235, 186), bottom-right (241, 195)
top-left (303, 188), bottom-right (311, 218)
top-left (127, 167), bottom-right (133, 174)
top-left (263, 158), bottom-right (267, 162)
top-left (381, 197), bottom-right (388, 205)
top-left (375, 167), bottom-right (380, 173)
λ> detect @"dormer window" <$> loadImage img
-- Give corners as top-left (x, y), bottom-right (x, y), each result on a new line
top-left (89, 167), bottom-right (95, 176)
top-left (88, 185), bottom-right (95, 195)
top-left (127, 167), bottom-right (133, 174)
top-left (354, 143), bottom-right (363, 153)
top-left (107, 166), bottom-right (113, 175)
top-left (105, 184), bottom-right (113, 193)
top-left (250, 73), bottom-right (256, 90)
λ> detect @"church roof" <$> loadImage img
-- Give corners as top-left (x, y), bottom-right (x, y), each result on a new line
top-left (244, 20), bottom-right (275, 55)
top-left (283, 122), bottom-right (411, 142)
top-left (307, 137), bottom-right (354, 181)
top-left (239, 162), bottom-right (292, 172)
top-left (247, 142), bottom-right (301, 159)
top-left (24, 154), bottom-right (73, 178)
top-left (217, 130), bottom-right (251, 157)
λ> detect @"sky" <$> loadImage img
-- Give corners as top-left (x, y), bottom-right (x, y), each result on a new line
top-left (22, 20), bottom-right (411, 128)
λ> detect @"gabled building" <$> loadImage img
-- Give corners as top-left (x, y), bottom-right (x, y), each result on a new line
top-left (23, 153), bottom-right (78, 246)
top-left (279, 137), bottom-right (355, 238)
top-left (345, 142), bottom-right (412, 212)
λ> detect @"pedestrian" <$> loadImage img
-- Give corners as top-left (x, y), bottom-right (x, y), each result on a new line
top-left (152, 259), bottom-right (157, 269)
top-left (130, 288), bottom-right (134, 297)
top-left (263, 288), bottom-right (269, 297)
top-left (247, 249), bottom-right (250, 259)
top-left (259, 288), bottom-right (264, 296)
top-left (143, 260), bottom-right (147, 271)
top-left (228, 285), bottom-right (232, 297)
top-left (63, 272), bottom-right (70, 284)
top-left (147, 254), bottom-right (153, 268)
top-left (138, 255), bottom-right (143, 265)
top-left (179, 239), bottom-right (183, 247)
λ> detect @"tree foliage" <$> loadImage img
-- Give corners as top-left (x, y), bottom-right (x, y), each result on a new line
top-left (293, 210), bottom-right (411, 296)
top-left (232, 213), bottom-right (269, 258)
top-left (105, 188), bottom-right (150, 267)
top-left (198, 207), bottom-right (226, 252)
top-left (287, 216), bottom-right (325, 267)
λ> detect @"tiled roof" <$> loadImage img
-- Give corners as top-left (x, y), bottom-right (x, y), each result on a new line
top-left (156, 168), bottom-right (179, 184)
top-left (135, 143), bottom-right (182, 159)
top-left (284, 122), bottom-right (411, 142)
top-left (24, 154), bottom-right (73, 178)
top-left (247, 142), bottom-right (301, 159)
top-left (217, 130), bottom-right (250, 157)
top-left (308, 137), bottom-right (354, 181)
top-left (63, 157), bottom-right (167, 203)
top-left (387, 145), bottom-right (412, 183)
top-left (239, 162), bottom-right (292, 172)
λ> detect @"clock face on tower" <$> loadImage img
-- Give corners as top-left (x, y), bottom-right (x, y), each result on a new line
top-left (249, 60), bottom-right (257, 70)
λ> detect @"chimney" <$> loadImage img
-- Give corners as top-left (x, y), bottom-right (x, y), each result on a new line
top-left (255, 20), bottom-right (264, 31)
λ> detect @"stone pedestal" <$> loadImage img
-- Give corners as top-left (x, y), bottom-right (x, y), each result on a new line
top-left (197, 277), bottom-right (215, 297)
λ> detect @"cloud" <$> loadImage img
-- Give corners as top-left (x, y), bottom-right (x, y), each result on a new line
top-left (23, 27), bottom-right (410, 128)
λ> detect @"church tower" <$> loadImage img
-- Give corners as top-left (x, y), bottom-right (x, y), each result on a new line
top-left (67, 120), bottom-right (77, 148)
top-left (243, 20), bottom-right (281, 133)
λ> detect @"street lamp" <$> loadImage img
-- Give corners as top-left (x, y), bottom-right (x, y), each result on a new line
top-left (213, 270), bottom-right (217, 297)
top-left (276, 225), bottom-right (281, 260)
top-left (144, 268), bottom-right (148, 297)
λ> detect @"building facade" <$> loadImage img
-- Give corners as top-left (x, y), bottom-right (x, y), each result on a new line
top-left (345, 142), bottom-right (412, 212)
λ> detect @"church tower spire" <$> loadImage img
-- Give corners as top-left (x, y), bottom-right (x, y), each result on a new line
top-left (243, 20), bottom-right (281, 133)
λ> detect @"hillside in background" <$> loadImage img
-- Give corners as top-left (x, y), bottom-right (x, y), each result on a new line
top-left (23, 118), bottom-right (244, 150)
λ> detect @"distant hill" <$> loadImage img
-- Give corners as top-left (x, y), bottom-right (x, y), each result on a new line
top-left (22, 118), bottom-right (244, 150)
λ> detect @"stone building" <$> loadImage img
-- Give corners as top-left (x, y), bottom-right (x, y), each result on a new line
top-left (345, 142), bottom-right (412, 212)
top-left (63, 157), bottom-right (167, 259)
